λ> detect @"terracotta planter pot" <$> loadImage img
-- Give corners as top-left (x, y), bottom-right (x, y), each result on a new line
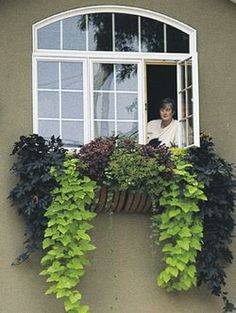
top-left (93, 186), bottom-right (152, 213)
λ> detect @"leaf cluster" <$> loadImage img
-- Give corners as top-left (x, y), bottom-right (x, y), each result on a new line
top-left (189, 134), bottom-right (236, 310)
top-left (104, 138), bottom-right (172, 193)
top-left (74, 136), bottom-right (116, 182)
top-left (153, 148), bottom-right (206, 291)
top-left (40, 157), bottom-right (97, 313)
top-left (9, 134), bottom-right (66, 264)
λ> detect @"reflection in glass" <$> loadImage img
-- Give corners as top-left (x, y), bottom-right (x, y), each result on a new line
top-left (38, 22), bottom-right (60, 50)
top-left (39, 120), bottom-right (60, 139)
top-left (38, 61), bottom-right (59, 89)
top-left (167, 25), bottom-right (189, 53)
top-left (187, 117), bottom-right (194, 145)
top-left (62, 121), bottom-right (84, 146)
top-left (61, 62), bottom-right (83, 90)
top-left (88, 13), bottom-right (112, 51)
top-left (187, 62), bottom-right (192, 87)
top-left (38, 91), bottom-right (59, 118)
top-left (63, 16), bottom-right (86, 50)
top-left (116, 64), bottom-right (137, 91)
top-left (93, 63), bottom-right (114, 90)
top-left (117, 94), bottom-right (138, 120)
top-left (117, 122), bottom-right (138, 138)
top-left (94, 93), bottom-right (115, 119)
top-left (181, 63), bottom-right (186, 90)
top-left (61, 92), bottom-right (83, 119)
top-left (94, 121), bottom-right (115, 137)
top-left (187, 88), bottom-right (193, 116)
top-left (179, 120), bottom-right (187, 147)
top-left (180, 91), bottom-right (186, 118)
top-left (115, 14), bottom-right (138, 52)
top-left (141, 17), bottom-right (164, 52)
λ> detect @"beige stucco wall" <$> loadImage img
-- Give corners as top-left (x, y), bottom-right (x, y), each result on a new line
top-left (0, 0), bottom-right (235, 312)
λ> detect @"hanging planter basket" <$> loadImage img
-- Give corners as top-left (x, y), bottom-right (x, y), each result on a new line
top-left (93, 186), bottom-right (152, 213)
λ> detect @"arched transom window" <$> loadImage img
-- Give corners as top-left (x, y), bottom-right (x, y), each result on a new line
top-left (33, 6), bottom-right (199, 147)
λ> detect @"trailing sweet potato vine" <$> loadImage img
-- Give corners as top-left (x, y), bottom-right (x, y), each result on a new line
top-left (9, 135), bottom-right (235, 313)
top-left (40, 157), bottom-right (97, 313)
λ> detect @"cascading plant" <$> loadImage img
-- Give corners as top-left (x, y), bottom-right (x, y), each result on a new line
top-left (40, 157), bottom-right (97, 313)
top-left (153, 148), bottom-right (206, 291)
top-left (9, 134), bottom-right (235, 313)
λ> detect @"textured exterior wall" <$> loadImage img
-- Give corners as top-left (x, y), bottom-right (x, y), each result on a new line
top-left (0, 1), bottom-right (235, 313)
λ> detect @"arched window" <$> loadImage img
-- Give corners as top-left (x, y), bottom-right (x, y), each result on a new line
top-left (33, 6), bottom-right (199, 147)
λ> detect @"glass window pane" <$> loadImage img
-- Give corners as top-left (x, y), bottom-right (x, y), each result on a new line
top-left (94, 121), bottom-right (115, 137)
top-left (38, 22), bottom-right (60, 50)
top-left (187, 62), bottom-right (192, 87)
top-left (141, 17), bottom-right (164, 52)
top-left (63, 16), bottom-right (86, 50)
top-left (187, 117), bottom-right (194, 145)
top-left (88, 13), bottom-right (112, 51)
top-left (116, 64), bottom-right (137, 91)
top-left (62, 121), bottom-right (84, 146)
top-left (179, 120), bottom-right (187, 147)
top-left (94, 92), bottom-right (115, 119)
top-left (179, 91), bottom-right (186, 119)
top-left (187, 88), bottom-right (193, 116)
top-left (115, 13), bottom-right (138, 52)
top-left (38, 120), bottom-right (60, 139)
top-left (117, 122), bottom-right (138, 138)
top-left (181, 63), bottom-right (186, 90)
top-left (61, 92), bottom-right (83, 119)
top-left (167, 25), bottom-right (189, 53)
top-left (61, 62), bottom-right (83, 90)
top-left (117, 94), bottom-right (138, 120)
top-left (38, 61), bottom-right (59, 89)
top-left (38, 91), bottom-right (59, 118)
top-left (93, 63), bottom-right (114, 91)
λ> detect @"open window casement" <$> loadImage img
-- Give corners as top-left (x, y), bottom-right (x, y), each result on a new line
top-left (177, 54), bottom-right (200, 148)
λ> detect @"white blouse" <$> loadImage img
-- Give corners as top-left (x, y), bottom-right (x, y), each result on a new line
top-left (147, 119), bottom-right (178, 147)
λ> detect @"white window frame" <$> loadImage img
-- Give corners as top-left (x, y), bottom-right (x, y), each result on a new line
top-left (32, 5), bottom-right (199, 147)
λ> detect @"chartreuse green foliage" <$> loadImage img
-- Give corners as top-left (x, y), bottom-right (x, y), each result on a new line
top-left (40, 157), bottom-right (97, 313)
top-left (153, 148), bottom-right (206, 291)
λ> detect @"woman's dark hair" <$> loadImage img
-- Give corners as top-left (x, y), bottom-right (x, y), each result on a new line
top-left (160, 98), bottom-right (176, 114)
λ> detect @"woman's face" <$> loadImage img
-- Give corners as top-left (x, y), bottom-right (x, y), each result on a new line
top-left (160, 104), bottom-right (174, 123)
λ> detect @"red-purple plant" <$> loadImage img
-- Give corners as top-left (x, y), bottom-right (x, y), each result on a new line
top-left (74, 137), bottom-right (116, 182)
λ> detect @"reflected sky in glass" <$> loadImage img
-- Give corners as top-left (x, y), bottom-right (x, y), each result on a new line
top-left (38, 61), bottom-right (59, 89)
top-left (38, 21), bottom-right (60, 50)
top-left (63, 16), bottom-right (86, 50)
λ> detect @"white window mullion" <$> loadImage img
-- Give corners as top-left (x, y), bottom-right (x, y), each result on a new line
top-left (60, 20), bottom-right (63, 50)
top-left (138, 60), bottom-right (144, 144)
top-left (163, 24), bottom-right (167, 53)
top-left (138, 16), bottom-right (141, 52)
top-left (33, 58), bottom-right (38, 133)
top-left (177, 62), bottom-right (182, 147)
top-left (58, 62), bottom-right (62, 139)
top-left (86, 15), bottom-right (89, 51)
top-left (89, 59), bottom-right (95, 140)
top-left (114, 64), bottom-right (117, 136)
top-left (192, 52), bottom-right (200, 146)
